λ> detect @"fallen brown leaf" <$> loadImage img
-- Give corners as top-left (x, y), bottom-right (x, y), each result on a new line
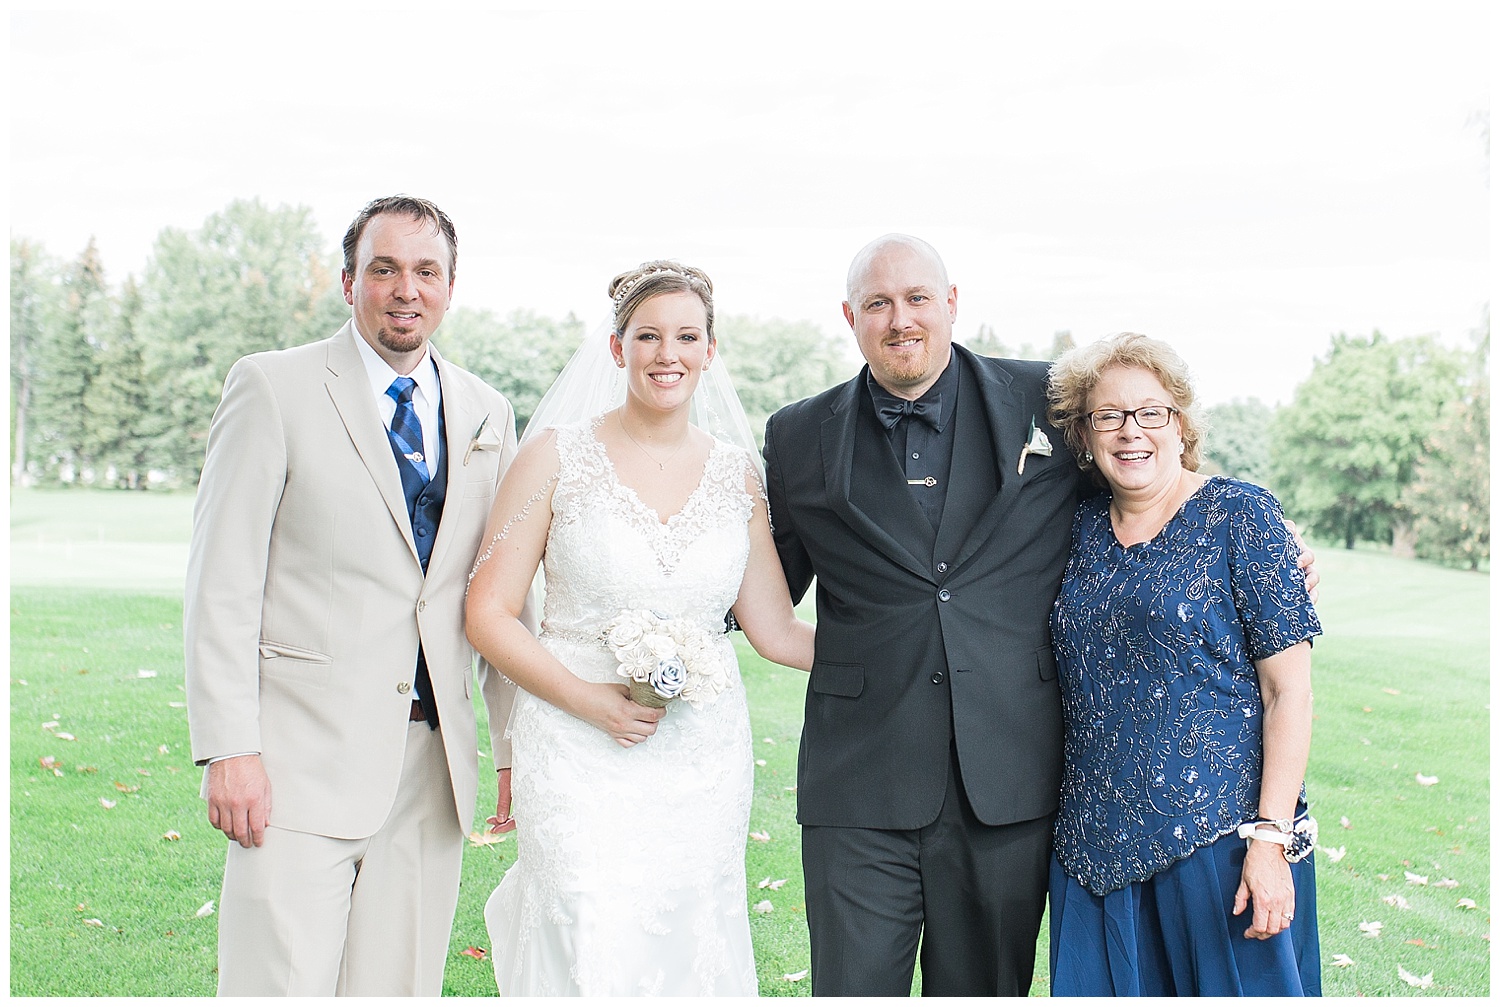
top-left (162, 830), bottom-right (182, 841)
top-left (1397, 965), bottom-right (1433, 989)
top-left (460, 946), bottom-right (487, 960)
top-left (467, 831), bottom-right (508, 847)
top-left (99, 798), bottom-right (117, 810)
top-left (113, 782), bottom-right (140, 793)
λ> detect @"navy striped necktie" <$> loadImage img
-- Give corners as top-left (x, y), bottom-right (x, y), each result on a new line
top-left (386, 377), bottom-right (430, 483)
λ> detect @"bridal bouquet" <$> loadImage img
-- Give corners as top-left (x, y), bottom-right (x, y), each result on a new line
top-left (603, 609), bottom-right (732, 709)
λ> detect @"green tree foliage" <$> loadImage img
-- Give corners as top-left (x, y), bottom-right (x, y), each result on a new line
top-left (964, 325), bottom-right (1073, 362)
top-left (435, 307), bottom-right (587, 437)
top-left (10, 238), bottom-right (63, 485)
top-left (135, 199), bottom-right (348, 481)
top-left (1202, 398), bottom-right (1274, 484)
top-left (30, 240), bottom-right (110, 482)
top-left (1271, 331), bottom-right (1465, 550)
top-left (1403, 324), bottom-right (1489, 570)
top-left (714, 315), bottom-right (856, 445)
top-left (83, 278), bottom-right (152, 488)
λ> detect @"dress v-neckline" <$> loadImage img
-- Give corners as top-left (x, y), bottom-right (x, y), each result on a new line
top-left (588, 416), bottom-right (720, 528)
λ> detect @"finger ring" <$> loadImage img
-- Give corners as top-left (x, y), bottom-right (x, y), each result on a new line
top-left (1282, 912), bottom-right (1295, 921)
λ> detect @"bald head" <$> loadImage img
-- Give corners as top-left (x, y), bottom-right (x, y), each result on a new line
top-left (841, 233), bottom-right (958, 400)
top-left (845, 233), bottom-right (949, 302)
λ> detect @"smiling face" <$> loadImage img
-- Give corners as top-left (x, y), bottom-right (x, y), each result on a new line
top-left (843, 239), bottom-right (957, 400)
top-left (342, 212), bottom-right (454, 370)
top-left (610, 290), bottom-right (715, 414)
top-left (1084, 365), bottom-right (1186, 497)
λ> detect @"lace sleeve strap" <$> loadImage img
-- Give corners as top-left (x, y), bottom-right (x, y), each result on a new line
top-left (740, 446), bottom-right (769, 508)
top-left (466, 472), bottom-right (560, 592)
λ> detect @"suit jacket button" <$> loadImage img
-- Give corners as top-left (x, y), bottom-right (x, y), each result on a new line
top-left (931, 670), bottom-right (945, 684)
top-left (397, 682), bottom-right (412, 695)
top-left (937, 561), bottom-right (949, 573)
top-left (937, 588), bottom-right (951, 602)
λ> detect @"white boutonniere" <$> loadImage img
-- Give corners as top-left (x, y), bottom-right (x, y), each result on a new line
top-left (1017, 417), bottom-right (1053, 475)
top-left (463, 414), bottom-right (503, 465)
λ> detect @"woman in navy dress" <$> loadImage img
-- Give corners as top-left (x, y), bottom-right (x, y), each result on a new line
top-left (1044, 333), bottom-right (1322, 996)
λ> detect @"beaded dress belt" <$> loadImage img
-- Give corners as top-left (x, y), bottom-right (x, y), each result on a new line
top-left (539, 625), bottom-right (606, 646)
top-left (540, 622), bottom-right (728, 645)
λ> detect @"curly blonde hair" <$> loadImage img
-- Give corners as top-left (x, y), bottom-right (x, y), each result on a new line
top-left (608, 260), bottom-right (715, 343)
top-left (1046, 332), bottom-right (1203, 482)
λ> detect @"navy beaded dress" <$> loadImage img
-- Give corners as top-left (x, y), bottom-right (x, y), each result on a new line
top-left (1048, 476), bottom-right (1322, 996)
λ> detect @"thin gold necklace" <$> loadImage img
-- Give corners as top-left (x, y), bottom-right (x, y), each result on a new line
top-left (618, 414), bottom-right (688, 471)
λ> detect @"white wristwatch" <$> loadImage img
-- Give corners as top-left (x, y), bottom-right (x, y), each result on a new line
top-left (1237, 817), bottom-right (1318, 862)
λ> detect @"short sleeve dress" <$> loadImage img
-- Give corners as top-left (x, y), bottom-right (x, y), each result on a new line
top-left (1047, 476), bottom-right (1322, 997)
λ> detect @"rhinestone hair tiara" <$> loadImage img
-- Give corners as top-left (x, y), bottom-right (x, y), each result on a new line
top-left (612, 265), bottom-right (693, 308)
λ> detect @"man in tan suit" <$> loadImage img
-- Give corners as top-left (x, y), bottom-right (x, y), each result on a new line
top-left (185, 195), bottom-right (522, 995)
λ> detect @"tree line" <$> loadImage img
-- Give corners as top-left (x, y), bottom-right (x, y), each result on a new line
top-left (9, 199), bottom-right (1489, 570)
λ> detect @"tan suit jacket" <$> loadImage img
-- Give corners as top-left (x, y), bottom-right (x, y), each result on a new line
top-left (185, 321), bottom-right (519, 839)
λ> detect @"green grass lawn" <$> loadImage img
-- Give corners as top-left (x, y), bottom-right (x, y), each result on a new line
top-left (9, 489), bottom-right (1491, 995)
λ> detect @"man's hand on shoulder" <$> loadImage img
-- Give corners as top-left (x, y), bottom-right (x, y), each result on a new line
top-left (207, 754), bottom-right (272, 848)
top-left (1284, 518), bottom-right (1319, 603)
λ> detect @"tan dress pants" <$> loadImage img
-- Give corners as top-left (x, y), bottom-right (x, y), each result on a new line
top-left (216, 722), bottom-right (464, 996)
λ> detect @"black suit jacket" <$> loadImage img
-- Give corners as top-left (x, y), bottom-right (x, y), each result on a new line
top-left (764, 346), bottom-right (1089, 829)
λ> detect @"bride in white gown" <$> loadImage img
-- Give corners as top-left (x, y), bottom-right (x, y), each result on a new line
top-left (465, 261), bottom-right (815, 996)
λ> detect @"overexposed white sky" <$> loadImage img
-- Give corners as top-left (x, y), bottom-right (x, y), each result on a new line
top-left (8, 1), bottom-right (1491, 405)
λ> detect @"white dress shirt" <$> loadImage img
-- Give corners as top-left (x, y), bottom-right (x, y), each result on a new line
top-left (352, 323), bottom-right (442, 468)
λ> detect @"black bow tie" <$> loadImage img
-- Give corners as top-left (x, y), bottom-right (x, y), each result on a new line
top-left (876, 394), bottom-right (943, 432)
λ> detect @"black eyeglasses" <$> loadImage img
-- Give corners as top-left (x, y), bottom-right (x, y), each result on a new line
top-left (1088, 406), bottom-right (1179, 432)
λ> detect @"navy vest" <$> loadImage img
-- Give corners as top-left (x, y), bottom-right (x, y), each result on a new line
top-left (387, 404), bottom-right (447, 728)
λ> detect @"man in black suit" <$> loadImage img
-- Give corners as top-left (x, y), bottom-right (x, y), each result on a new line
top-left (763, 234), bottom-right (1087, 996)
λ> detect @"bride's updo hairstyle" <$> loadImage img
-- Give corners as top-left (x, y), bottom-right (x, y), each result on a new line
top-left (608, 260), bottom-right (716, 343)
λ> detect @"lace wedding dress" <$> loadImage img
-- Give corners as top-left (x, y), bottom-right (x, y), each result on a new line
top-left (484, 418), bottom-right (759, 996)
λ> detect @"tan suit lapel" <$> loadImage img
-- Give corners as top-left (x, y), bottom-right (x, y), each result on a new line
top-left (323, 322), bottom-right (422, 566)
top-left (425, 347), bottom-right (473, 581)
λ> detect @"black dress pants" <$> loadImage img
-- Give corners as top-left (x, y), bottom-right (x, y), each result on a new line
top-left (802, 747), bottom-right (1053, 996)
